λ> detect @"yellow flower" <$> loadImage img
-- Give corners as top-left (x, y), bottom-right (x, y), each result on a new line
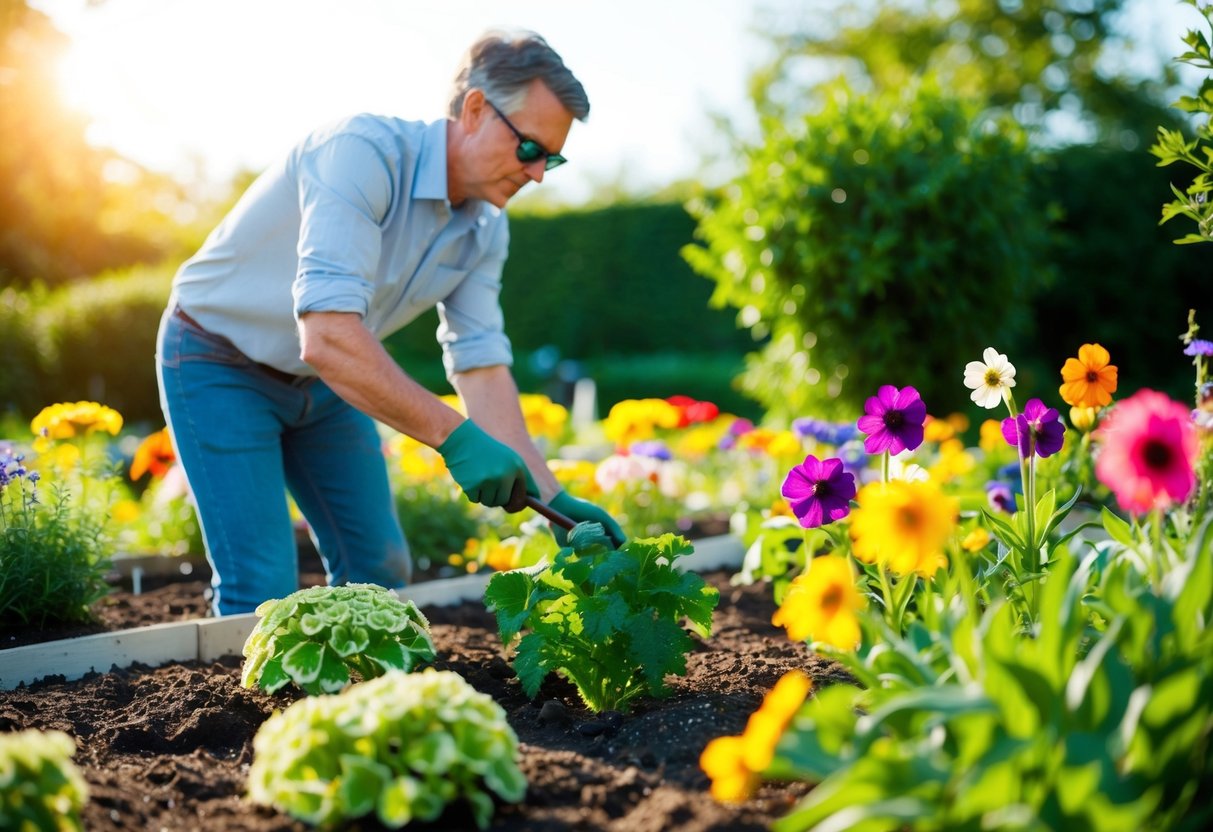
top-left (519, 394), bottom-right (568, 441)
top-left (961, 527), bottom-right (990, 552)
top-left (700, 735), bottom-right (759, 803)
top-left (548, 459), bottom-right (600, 497)
top-left (483, 538), bottom-right (523, 572)
top-left (737, 428), bottom-right (776, 453)
top-left (672, 420), bottom-right (731, 459)
top-left (1069, 406), bottom-right (1098, 433)
top-left (30, 401), bottom-right (124, 452)
top-left (389, 433), bottom-right (447, 481)
top-left (849, 481), bottom-right (958, 578)
top-left (978, 419), bottom-right (1005, 453)
top-left (928, 438), bottom-right (975, 483)
top-left (700, 670), bottom-right (812, 803)
top-left (35, 443), bottom-right (81, 472)
top-left (772, 556), bottom-right (866, 649)
top-left (946, 413), bottom-right (970, 435)
top-left (923, 415), bottom-right (955, 443)
top-left (1059, 343), bottom-right (1118, 409)
top-left (740, 670), bottom-right (812, 771)
top-left (440, 394), bottom-right (466, 414)
top-left (602, 399), bottom-right (682, 446)
top-left (764, 430), bottom-right (803, 461)
top-left (112, 499), bottom-right (141, 524)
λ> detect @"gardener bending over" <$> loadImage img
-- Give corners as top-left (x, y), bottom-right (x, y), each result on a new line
top-left (156, 30), bottom-right (625, 616)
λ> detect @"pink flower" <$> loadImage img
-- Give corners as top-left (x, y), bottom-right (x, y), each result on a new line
top-left (1094, 389), bottom-right (1199, 515)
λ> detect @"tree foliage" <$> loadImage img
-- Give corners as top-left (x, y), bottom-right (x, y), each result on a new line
top-left (0, 0), bottom-right (193, 286)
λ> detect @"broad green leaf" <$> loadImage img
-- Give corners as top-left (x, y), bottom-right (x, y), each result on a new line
top-left (574, 593), bottom-right (628, 641)
top-left (282, 640), bottom-right (324, 685)
top-left (316, 644), bottom-right (350, 693)
top-left (483, 571), bottom-right (535, 642)
top-left (982, 508), bottom-right (1025, 549)
top-left (513, 632), bottom-right (552, 698)
top-left (1101, 507), bottom-right (1135, 547)
top-left (376, 775), bottom-right (418, 827)
top-left (257, 655), bottom-right (291, 693)
top-left (338, 753), bottom-right (390, 817)
top-left (622, 614), bottom-right (690, 695)
top-left (299, 611), bottom-right (326, 636)
top-left (588, 548), bottom-right (636, 587)
top-left (329, 624), bottom-right (370, 657)
top-left (363, 640), bottom-right (407, 673)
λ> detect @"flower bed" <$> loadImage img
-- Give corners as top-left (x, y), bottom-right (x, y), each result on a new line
top-left (0, 569), bottom-right (844, 832)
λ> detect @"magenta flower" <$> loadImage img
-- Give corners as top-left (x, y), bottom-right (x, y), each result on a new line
top-left (781, 454), bottom-right (856, 529)
top-left (856, 385), bottom-right (926, 455)
top-left (1001, 398), bottom-right (1066, 459)
top-left (1094, 389), bottom-right (1198, 514)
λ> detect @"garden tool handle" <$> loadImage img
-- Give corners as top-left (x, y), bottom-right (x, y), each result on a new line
top-left (525, 495), bottom-right (577, 531)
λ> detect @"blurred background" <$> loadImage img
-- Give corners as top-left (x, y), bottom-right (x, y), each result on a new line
top-left (1, 0), bottom-right (1209, 432)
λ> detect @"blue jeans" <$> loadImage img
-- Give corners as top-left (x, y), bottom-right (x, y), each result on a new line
top-left (156, 307), bottom-right (411, 615)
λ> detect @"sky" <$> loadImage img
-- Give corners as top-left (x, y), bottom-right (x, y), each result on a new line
top-left (35, 0), bottom-right (1201, 207)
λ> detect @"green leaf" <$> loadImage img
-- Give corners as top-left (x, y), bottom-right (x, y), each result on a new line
top-left (376, 775), bottom-right (418, 827)
top-left (363, 640), bottom-right (407, 674)
top-left (574, 594), bottom-right (629, 641)
top-left (484, 571), bottom-right (535, 642)
top-left (257, 655), bottom-right (291, 694)
top-left (316, 645), bottom-right (351, 693)
top-left (982, 508), bottom-right (1024, 550)
top-left (1101, 507), bottom-right (1135, 547)
top-left (338, 753), bottom-right (391, 817)
top-left (623, 614), bottom-right (691, 695)
top-left (589, 548), bottom-right (637, 587)
top-left (513, 632), bottom-right (553, 698)
top-left (329, 624), bottom-right (370, 657)
top-left (282, 640), bottom-right (324, 685)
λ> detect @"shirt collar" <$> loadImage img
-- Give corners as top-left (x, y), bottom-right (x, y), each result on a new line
top-left (411, 119), bottom-right (452, 202)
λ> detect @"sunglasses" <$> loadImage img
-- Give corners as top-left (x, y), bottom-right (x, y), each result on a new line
top-left (486, 100), bottom-right (567, 171)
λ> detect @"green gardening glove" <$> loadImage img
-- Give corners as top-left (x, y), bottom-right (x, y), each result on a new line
top-left (437, 420), bottom-right (535, 511)
top-left (549, 491), bottom-right (627, 548)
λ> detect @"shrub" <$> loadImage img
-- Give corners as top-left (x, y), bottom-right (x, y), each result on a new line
top-left (248, 669), bottom-right (526, 829)
top-left (0, 729), bottom-right (89, 832)
top-left (241, 583), bottom-right (435, 695)
top-left (683, 77), bottom-right (1053, 419)
top-left (484, 526), bottom-right (719, 713)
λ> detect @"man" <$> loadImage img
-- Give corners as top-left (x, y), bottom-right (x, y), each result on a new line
top-left (156, 30), bottom-right (625, 616)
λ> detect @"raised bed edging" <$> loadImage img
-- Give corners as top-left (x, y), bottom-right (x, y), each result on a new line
top-left (0, 534), bottom-right (744, 690)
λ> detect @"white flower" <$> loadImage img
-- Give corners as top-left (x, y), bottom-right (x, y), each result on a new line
top-left (888, 455), bottom-right (929, 483)
top-left (963, 347), bottom-right (1017, 409)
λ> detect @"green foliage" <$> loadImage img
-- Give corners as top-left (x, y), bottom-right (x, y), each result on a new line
top-left (766, 518), bottom-right (1213, 832)
top-left (393, 482), bottom-right (481, 572)
top-left (483, 528), bottom-right (719, 713)
top-left (684, 77), bottom-right (1052, 419)
top-left (0, 729), bottom-right (89, 832)
top-left (248, 669), bottom-right (526, 830)
top-left (241, 583), bottom-right (435, 695)
top-left (1152, 0), bottom-right (1213, 244)
top-left (751, 0), bottom-right (1175, 147)
top-left (0, 455), bottom-right (112, 631)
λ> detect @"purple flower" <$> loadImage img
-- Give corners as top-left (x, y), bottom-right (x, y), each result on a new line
top-left (782, 454), bottom-right (856, 529)
top-left (986, 480), bottom-right (1017, 514)
top-left (1183, 339), bottom-right (1213, 357)
top-left (1001, 398), bottom-right (1066, 459)
top-left (792, 417), bottom-right (860, 446)
top-left (629, 440), bottom-right (672, 461)
top-left (856, 385), bottom-right (927, 455)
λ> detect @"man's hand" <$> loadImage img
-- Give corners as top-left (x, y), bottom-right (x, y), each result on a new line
top-left (437, 420), bottom-right (535, 511)
top-left (550, 491), bottom-right (627, 548)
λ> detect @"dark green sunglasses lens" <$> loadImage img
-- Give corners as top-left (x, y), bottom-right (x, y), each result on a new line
top-left (516, 141), bottom-right (545, 163)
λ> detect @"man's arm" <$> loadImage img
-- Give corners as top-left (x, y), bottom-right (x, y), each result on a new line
top-left (451, 364), bottom-right (561, 501)
top-left (298, 310), bottom-right (463, 447)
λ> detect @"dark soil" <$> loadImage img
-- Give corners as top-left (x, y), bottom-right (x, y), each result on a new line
top-left (0, 567), bottom-right (845, 831)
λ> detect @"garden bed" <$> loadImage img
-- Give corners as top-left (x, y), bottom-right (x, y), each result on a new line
top-left (0, 568), bottom-right (844, 831)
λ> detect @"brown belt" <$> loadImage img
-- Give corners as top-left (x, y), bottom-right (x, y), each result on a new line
top-left (172, 305), bottom-right (311, 387)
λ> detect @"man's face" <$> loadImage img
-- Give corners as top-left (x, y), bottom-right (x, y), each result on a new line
top-left (462, 79), bottom-right (574, 208)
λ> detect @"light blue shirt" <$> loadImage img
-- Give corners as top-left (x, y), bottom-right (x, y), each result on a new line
top-left (171, 115), bottom-right (512, 379)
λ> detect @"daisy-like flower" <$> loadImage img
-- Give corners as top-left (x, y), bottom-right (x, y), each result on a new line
top-left (856, 385), bottom-right (927, 455)
top-left (1094, 389), bottom-right (1198, 514)
top-left (1059, 343), bottom-right (1118, 408)
top-left (1001, 398), bottom-right (1066, 459)
top-left (849, 480), bottom-right (958, 578)
top-left (963, 347), bottom-right (1017, 409)
top-left (772, 556), bottom-right (866, 648)
top-left (781, 454), bottom-right (856, 529)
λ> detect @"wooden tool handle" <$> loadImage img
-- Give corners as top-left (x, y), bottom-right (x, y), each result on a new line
top-left (525, 495), bottom-right (576, 530)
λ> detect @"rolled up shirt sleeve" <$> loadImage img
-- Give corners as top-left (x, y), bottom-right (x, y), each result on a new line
top-left (291, 135), bottom-right (393, 318)
top-left (437, 215), bottom-right (514, 377)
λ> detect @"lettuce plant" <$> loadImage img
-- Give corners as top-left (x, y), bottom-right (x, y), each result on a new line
top-left (241, 583), bottom-right (434, 695)
top-left (247, 669), bottom-right (526, 829)
top-left (0, 729), bottom-right (89, 832)
top-left (484, 523), bottom-right (719, 713)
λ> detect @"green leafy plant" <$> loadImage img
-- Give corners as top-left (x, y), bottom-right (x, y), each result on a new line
top-left (1153, 0), bottom-right (1213, 244)
top-left (248, 669), bottom-right (526, 829)
top-left (0, 450), bottom-right (112, 631)
top-left (484, 523), bottom-right (719, 713)
top-left (241, 583), bottom-right (435, 695)
top-left (683, 76), bottom-right (1052, 418)
top-left (0, 729), bottom-right (89, 832)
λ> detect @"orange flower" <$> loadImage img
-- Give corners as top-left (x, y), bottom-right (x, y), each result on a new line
top-left (130, 428), bottom-right (176, 480)
top-left (700, 736), bottom-right (759, 803)
top-left (1059, 344), bottom-right (1118, 408)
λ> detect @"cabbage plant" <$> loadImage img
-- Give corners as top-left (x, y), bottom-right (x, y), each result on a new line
top-left (0, 729), bottom-right (89, 832)
top-left (241, 583), bottom-right (435, 695)
top-left (247, 669), bottom-right (526, 829)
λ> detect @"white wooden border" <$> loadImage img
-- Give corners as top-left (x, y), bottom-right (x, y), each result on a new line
top-left (0, 534), bottom-right (745, 690)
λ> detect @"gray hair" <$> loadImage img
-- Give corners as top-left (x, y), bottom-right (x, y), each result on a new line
top-left (449, 30), bottom-right (589, 121)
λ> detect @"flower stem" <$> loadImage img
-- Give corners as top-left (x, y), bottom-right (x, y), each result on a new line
top-left (881, 451), bottom-right (890, 484)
